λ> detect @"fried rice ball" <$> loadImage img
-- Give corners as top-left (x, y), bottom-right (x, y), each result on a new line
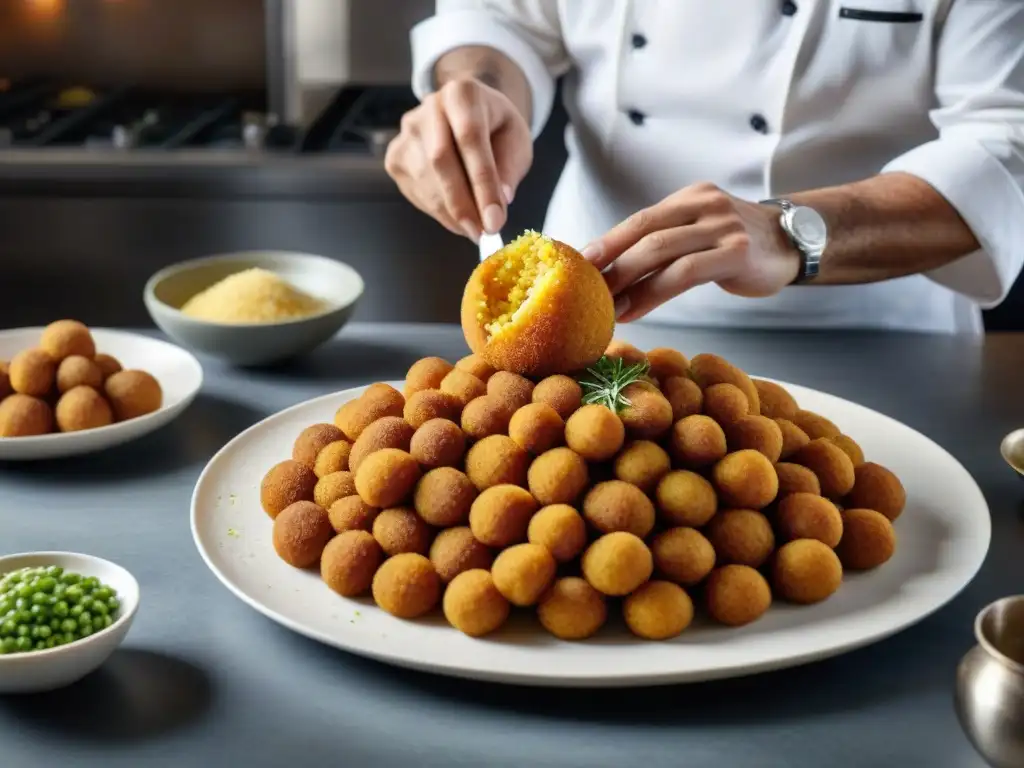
top-left (509, 402), bottom-right (564, 454)
top-left (336, 384), bottom-right (405, 441)
top-left (613, 440), bottom-right (670, 493)
top-left (790, 410), bottom-right (841, 440)
top-left (705, 565), bottom-right (772, 626)
top-left (461, 395), bottom-right (511, 440)
top-left (752, 379), bottom-right (799, 420)
top-left (773, 539), bottom-right (843, 604)
top-left (349, 415), bottom-right (414, 476)
top-left (582, 532), bottom-right (653, 596)
top-left (829, 434), bottom-right (865, 467)
top-left (706, 509), bottom-right (775, 567)
top-left (537, 577), bottom-right (607, 640)
top-left (55, 386), bottom-right (113, 432)
top-left (0, 394), bottom-right (52, 437)
top-left (465, 434), bottom-right (530, 490)
top-left (775, 418), bottom-right (811, 460)
top-left (404, 356), bottom-right (454, 398)
top-left (93, 353), bottom-right (122, 380)
top-left (313, 470), bottom-right (356, 509)
top-left (55, 355), bottom-right (103, 394)
top-left (354, 448), bottom-right (421, 508)
top-left (487, 370), bottom-right (535, 413)
top-left (604, 340), bottom-right (647, 365)
top-left (9, 348), bottom-right (56, 397)
top-left (655, 470), bottom-right (717, 527)
top-left (455, 353), bottom-right (496, 382)
top-left (492, 543), bottom-right (557, 606)
top-left (443, 569), bottom-right (510, 637)
top-left (712, 450), bottom-right (778, 510)
top-left (651, 527), bottom-right (716, 586)
top-left (373, 507), bottom-right (433, 556)
top-left (469, 484), bottom-right (538, 547)
top-left (775, 462), bottom-right (822, 497)
top-left (104, 370), bottom-right (162, 421)
top-left (624, 581), bottom-right (694, 640)
top-left (689, 353), bottom-right (760, 415)
top-left (292, 423), bottom-right (345, 469)
top-left (314, 439), bottom-right (352, 478)
top-left (403, 388), bottom-right (461, 429)
top-left (409, 417), bottom-right (466, 468)
top-left (321, 530), bottom-right (382, 597)
top-left (792, 438), bottom-right (856, 499)
top-left (702, 383), bottom-right (749, 426)
top-left (582, 480), bottom-right (656, 537)
top-left (261, 459), bottom-right (317, 518)
top-left (835, 509), bottom-right (896, 570)
top-left (646, 347), bottom-right (689, 381)
top-left (40, 319), bottom-right (95, 361)
top-left (565, 404), bottom-right (625, 461)
top-left (439, 368), bottom-right (487, 408)
top-left (531, 374), bottom-right (582, 419)
top-left (413, 466), bottom-right (477, 526)
top-left (618, 382), bottom-right (673, 440)
top-left (527, 447), bottom-right (589, 505)
top-left (845, 462), bottom-right (906, 521)
top-left (327, 495), bottom-right (379, 533)
top-left (527, 504), bottom-right (587, 562)
top-left (372, 553), bottom-right (441, 618)
top-left (429, 526), bottom-right (494, 583)
top-left (670, 415), bottom-right (727, 468)
top-left (272, 501), bottom-right (334, 568)
top-left (662, 375), bottom-right (703, 421)
top-left (776, 493), bottom-right (843, 548)
top-left (725, 415), bottom-right (784, 463)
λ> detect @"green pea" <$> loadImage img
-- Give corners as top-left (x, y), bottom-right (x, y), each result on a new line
top-left (78, 611), bottom-right (92, 625)
top-left (16, 610), bottom-right (31, 624)
top-left (0, 599), bottom-right (11, 615)
top-left (79, 624), bottom-right (93, 637)
top-left (53, 601), bottom-right (69, 618)
top-left (30, 591), bottom-right (49, 606)
top-left (81, 577), bottom-right (99, 591)
top-left (1, 637), bottom-right (16, 654)
top-left (53, 583), bottom-right (66, 598)
top-left (61, 632), bottom-right (75, 645)
top-left (60, 618), bottom-right (77, 633)
top-left (107, 597), bottom-right (120, 612)
top-left (16, 584), bottom-right (32, 600)
top-left (1, 620), bottom-right (15, 636)
top-left (69, 604), bottom-right (83, 618)
top-left (16, 625), bottom-right (31, 638)
top-left (14, 637), bottom-right (31, 652)
top-left (44, 637), bottom-right (57, 649)
top-left (36, 576), bottom-right (56, 594)
top-left (36, 625), bottom-right (51, 639)
top-left (94, 587), bottom-right (113, 601)
top-left (44, 566), bottom-right (62, 578)
top-left (14, 597), bottom-right (27, 611)
top-left (92, 601), bottom-right (109, 617)
top-left (65, 585), bottom-right (84, 603)
top-left (5, 571), bottom-right (22, 584)
top-left (79, 596), bottom-right (93, 611)
top-left (50, 618), bottom-right (61, 631)
top-left (101, 614), bottom-right (113, 629)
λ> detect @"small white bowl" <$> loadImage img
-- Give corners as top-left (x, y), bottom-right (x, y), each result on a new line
top-left (0, 551), bottom-right (140, 694)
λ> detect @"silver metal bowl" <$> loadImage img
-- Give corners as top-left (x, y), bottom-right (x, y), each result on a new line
top-left (955, 595), bottom-right (1024, 767)
top-left (999, 429), bottom-right (1024, 479)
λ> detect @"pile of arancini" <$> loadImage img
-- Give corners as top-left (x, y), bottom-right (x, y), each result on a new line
top-left (0, 320), bottom-right (163, 438)
top-left (260, 341), bottom-right (905, 642)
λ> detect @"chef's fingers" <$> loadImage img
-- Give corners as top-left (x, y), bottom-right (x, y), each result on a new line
top-left (601, 222), bottom-right (721, 297)
top-left (422, 96), bottom-right (482, 240)
top-left (386, 134), bottom-right (466, 237)
top-left (615, 247), bottom-right (742, 322)
top-left (490, 104), bottom-right (533, 206)
top-left (443, 84), bottom-right (509, 235)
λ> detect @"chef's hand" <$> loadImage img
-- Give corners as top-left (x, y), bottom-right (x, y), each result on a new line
top-left (385, 78), bottom-right (532, 241)
top-left (582, 183), bottom-right (802, 322)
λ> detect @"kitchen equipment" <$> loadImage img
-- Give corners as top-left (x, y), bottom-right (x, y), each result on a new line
top-left (0, 551), bottom-right (140, 694)
top-left (192, 377), bottom-right (991, 687)
top-left (144, 251), bottom-right (363, 367)
top-left (478, 231), bottom-right (504, 261)
top-left (955, 595), bottom-right (1024, 768)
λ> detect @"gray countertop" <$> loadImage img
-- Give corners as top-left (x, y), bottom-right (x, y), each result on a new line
top-left (2, 322), bottom-right (1020, 768)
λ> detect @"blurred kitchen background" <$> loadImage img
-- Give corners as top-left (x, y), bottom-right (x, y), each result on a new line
top-left (0, 0), bottom-right (1018, 330)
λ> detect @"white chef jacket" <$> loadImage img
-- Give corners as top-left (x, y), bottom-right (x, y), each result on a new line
top-left (410, 0), bottom-right (1024, 334)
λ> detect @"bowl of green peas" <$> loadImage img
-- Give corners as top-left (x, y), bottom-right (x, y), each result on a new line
top-left (0, 551), bottom-right (139, 694)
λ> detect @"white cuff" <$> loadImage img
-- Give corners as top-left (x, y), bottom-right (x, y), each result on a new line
top-left (882, 137), bottom-right (1024, 308)
top-left (410, 10), bottom-right (555, 139)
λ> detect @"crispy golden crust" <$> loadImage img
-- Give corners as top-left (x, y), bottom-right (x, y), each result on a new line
top-left (461, 237), bottom-right (615, 377)
top-left (689, 354), bottom-right (761, 415)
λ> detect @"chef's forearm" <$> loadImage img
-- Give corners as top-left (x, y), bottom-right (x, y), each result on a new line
top-left (434, 46), bottom-right (532, 125)
top-left (787, 172), bottom-right (981, 285)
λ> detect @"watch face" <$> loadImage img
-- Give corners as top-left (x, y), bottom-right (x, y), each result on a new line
top-left (790, 207), bottom-right (828, 249)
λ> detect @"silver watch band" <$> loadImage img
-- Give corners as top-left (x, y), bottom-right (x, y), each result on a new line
top-left (759, 198), bottom-right (821, 283)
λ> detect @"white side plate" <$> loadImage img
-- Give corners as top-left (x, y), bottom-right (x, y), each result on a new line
top-left (191, 380), bottom-right (991, 688)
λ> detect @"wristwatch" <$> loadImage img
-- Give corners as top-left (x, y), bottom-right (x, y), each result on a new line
top-left (759, 198), bottom-right (828, 284)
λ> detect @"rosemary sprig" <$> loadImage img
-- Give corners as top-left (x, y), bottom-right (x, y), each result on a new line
top-left (577, 355), bottom-right (651, 413)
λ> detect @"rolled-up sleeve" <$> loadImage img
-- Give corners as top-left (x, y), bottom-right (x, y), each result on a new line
top-left (410, 1), bottom-right (570, 138)
top-left (882, 0), bottom-right (1024, 308)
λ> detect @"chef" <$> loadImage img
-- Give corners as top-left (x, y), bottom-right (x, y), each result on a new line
top-left (385, 1), bottom-right (1024, 334)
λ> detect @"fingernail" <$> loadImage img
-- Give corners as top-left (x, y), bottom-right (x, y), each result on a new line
top-left (460, 219), bottom-right (481, 242)
top-left (482, 204), bottom-right (504, 235)
top-left (581, 242), bottom-right (602, 262)
top-left (502, 184), bottom-right (515, 204)
top-left (614, 295), bottom-right (631, 319)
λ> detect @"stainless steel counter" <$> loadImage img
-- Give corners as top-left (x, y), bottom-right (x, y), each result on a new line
top-left (1, 322), bottom-right (1019, 768)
